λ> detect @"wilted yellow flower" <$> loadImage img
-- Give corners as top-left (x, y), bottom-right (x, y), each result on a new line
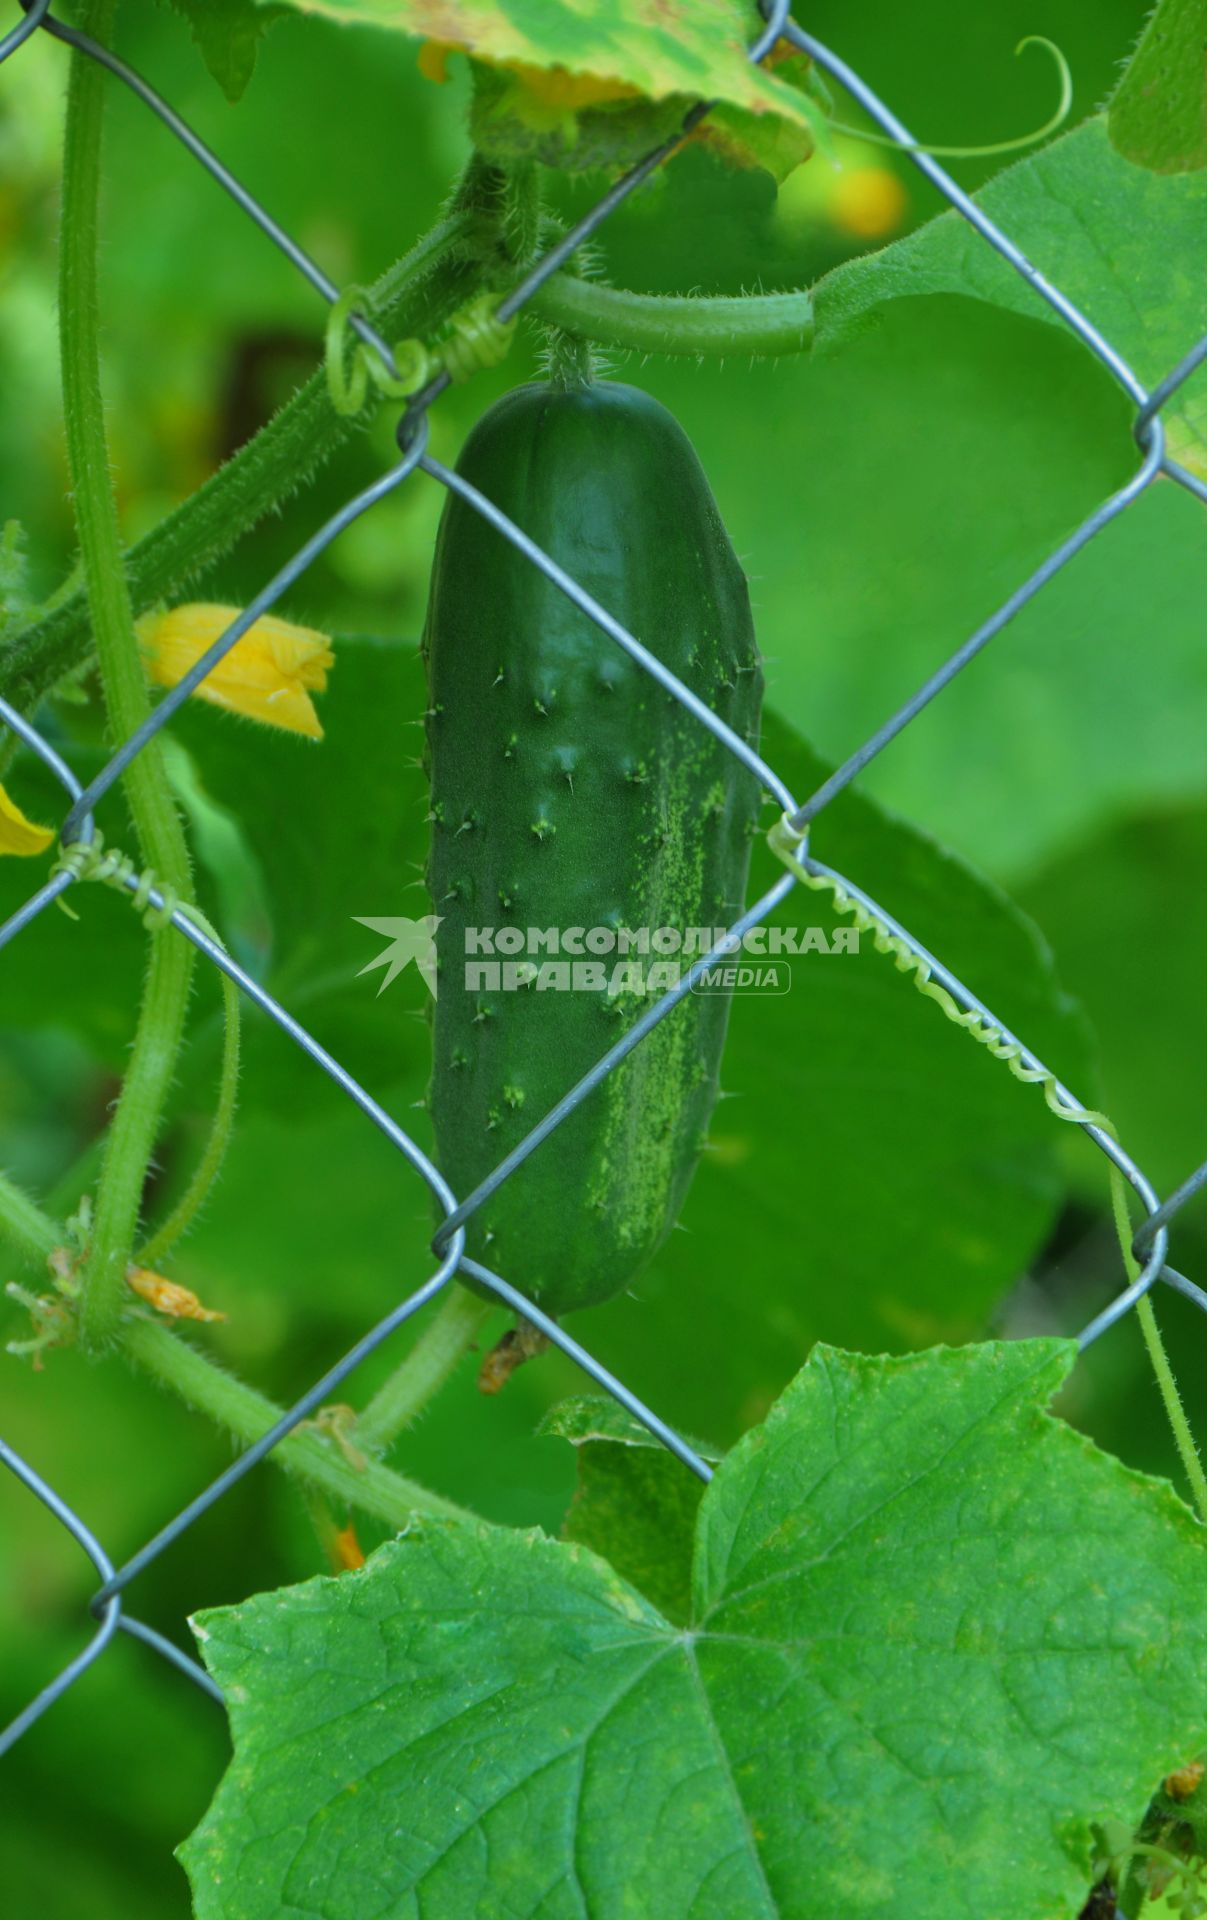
top-left (138, 603), bottom-right (335, 739)
top-left (0, 780), bottom-right (52, 857)
top-left (126, 1265), bottom-right (226, 1323)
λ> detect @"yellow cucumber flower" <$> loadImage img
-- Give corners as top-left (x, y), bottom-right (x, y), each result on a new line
top-left (0, 780), bottom-right (53, 856)
top-left (138, 603), bottom-right (335, 739)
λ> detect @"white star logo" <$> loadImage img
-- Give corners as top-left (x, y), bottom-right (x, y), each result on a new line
top-left (352, 914), bottom-right (442, 998)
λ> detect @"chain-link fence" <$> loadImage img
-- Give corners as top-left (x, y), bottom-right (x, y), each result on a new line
top-left (2, 2), bottom-right (1206, 1903)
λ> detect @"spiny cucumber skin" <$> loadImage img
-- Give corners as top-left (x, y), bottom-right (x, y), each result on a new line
top-left (423, 381), bottom-right (763, 1316)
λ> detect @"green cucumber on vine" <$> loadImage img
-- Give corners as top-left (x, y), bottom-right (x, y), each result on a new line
top-left (423, 375), bottom-right (763, 1332)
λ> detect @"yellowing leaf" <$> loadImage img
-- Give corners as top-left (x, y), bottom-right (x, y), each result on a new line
top-left (139, 604), bottom-right (334, 739)
top-left (271, 0), bottom-right (822, 177)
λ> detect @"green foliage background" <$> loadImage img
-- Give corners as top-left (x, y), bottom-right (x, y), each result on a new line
top-left (3, 0), bottom-right (1205, 1912)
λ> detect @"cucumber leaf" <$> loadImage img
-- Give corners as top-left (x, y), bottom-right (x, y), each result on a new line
top-left (184, 1340), bottom-right (1207, 1920)
top-left (1111, 0), bottom-right (1207, 175)
top-left (257, 0), bottom-right (823, 177)
top-left (163, 0), bottom-right (286, 103)
top-left (811, 117), bottom-right (1207, 478)
top-left (540, 1395), bottom-right (720, 1623)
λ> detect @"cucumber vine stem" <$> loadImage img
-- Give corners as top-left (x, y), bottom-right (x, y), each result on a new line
top-left (3, 169), bottom-right (820, 720)
top-left (121, 1317), bottom-right (469, 1528)
top-left (1109, 1173), bottom-right (1207, 1524)
top-left (1136, 1297), bottom-right (1207, 1523)
top-left (135, 909), bottom-right (240, 1272)
top-left (0, 1174), bottom-right (471, 1528)
top-left (0, 1169), bottom-right (59, 1266)
top-left (59, 0), bottom-right (196, 1353)
top-left (357, 1286), bottom-right (491, 1454)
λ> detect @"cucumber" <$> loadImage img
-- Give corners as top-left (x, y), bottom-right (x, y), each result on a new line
top-left (423, 379), bottom-right (763, 1318)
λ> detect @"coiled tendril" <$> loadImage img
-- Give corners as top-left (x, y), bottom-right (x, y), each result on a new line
top-left (325, 288), bottom-right (516, 417)
top-left (54, 831), bottom-right (180, 931)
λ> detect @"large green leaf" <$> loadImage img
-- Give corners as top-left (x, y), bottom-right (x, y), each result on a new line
top-left (1110, 0), bottom-right (1207, 174)
top-left (184, 1340), bottom-right (1207, 1919)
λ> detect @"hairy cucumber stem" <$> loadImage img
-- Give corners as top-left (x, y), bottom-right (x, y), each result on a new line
top-left (540, 322), bottom-right (598, 390)
top-left (59, 0), bottom-right (197, 1353)
top-left (528, 274), bottom-right (813, 359)
top-left (121, 1317), bottom-right (470, 1528)
top-left (135, 908), bottom-right (241, 1272)
top-left (0, 1168), bottom-right (60, 1266)
top-left (1136, 1294), bottom-right (1207, 1522)
top-left (1108, 1171), bottom-right (1207, 1525)
top-left (4, 183), bottom-right (811, 716)
top-left (2, 1175), bottom-right (472, 1528)
top-left (357, 1286), bottom-right (491, 1453)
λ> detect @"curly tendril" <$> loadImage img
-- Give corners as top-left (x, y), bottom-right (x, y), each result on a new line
top-left (54, 829), bottom-right (181, 930)
top-left (826, 37), bottom-right (1072, 161)
top-left (325, 288), bottom-right (516, 417)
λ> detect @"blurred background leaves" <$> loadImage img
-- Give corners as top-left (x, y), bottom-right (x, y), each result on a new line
top-left (4, 0), bottom-right (1206, 1911)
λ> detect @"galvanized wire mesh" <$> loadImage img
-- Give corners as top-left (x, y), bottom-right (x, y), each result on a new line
top-left (1, 5), bottom-right (1205, 1901)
